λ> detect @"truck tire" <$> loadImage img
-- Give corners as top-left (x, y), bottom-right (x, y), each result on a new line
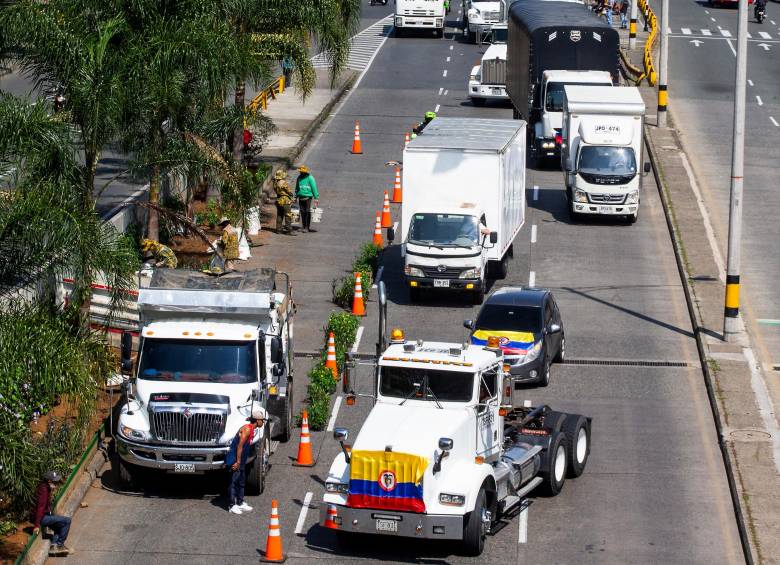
top-left (627, 209), bottom-right (639, 224)
top-left (471, 285), bottom-right (485, 305)
top-left (562, 415), bottom-right (590, 478)
top-left (409, 286), bottom-right (422, 303)
top-left (497, 254), bottom-right (508, 279)
top-left (246, 428), bottom-right (271, 495)
top-left (540, 431), bottom-right (567, 496)
top-left (472, 97), bottom-right (486, 107)
top-left (117, 458), bottom-right (135, 488)
top-left (275, 383), bottom-right (294, 442)
top-left (462, 488), bottom-right (487, 556)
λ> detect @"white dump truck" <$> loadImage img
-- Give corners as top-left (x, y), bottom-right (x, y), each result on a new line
top-left (114, 268), bottom-right (295, 492)
top-left (467, 23), bottom-right (508, 106)
top-left (398, 117), bottom-right (526, 304)
top-left (395, 0), bottom-right (446, 37)
top-left (561, 85), bottom-right (650, 223)
top-left (320, 293), bottom-right (591, 556)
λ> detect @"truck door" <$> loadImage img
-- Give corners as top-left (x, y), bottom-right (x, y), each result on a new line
top-left (476, 366), bottom-right (501, 461)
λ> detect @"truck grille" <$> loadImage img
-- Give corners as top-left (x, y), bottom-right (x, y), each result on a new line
top-left (405, 8), bottom-right (434, 16)
top-left (421, 266), bottom-right (465, 279)
top-left (587, 193), bottom-right (626, 204)
top-left (150, 409), bottom-right (226, 444)
top-left (481, 58), bottom-right (506, 85)
top-left (580, 172), bottom-right (636, 186)
top-left (482, 11), bottom-right (501, 23)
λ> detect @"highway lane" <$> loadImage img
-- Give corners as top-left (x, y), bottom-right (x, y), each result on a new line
top-left (56, 9), bottom-right (742, 565)
top-left (664, 0), bottom-right (780, 372)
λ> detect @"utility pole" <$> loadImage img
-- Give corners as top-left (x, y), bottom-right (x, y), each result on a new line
top-left (657, 0), bottom-right (669, 127)
top-left (629, 0), bottom-right (638, 50)
top-left (724, 0), bottom-right (748, 341)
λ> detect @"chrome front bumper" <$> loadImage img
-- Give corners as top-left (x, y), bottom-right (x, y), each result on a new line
top-left (116, 436), bottom-right (246, 472)
top-left (319, 504), bottom-right (464, 540)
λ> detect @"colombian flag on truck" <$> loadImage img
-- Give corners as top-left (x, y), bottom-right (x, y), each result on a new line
top-left (471, 329), bottom-right (536, 355)
top-left (347, 450), bottom-right (428, 513)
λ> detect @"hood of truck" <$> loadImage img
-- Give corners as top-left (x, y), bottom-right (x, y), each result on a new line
top-left (405, 241), bottom-right (483, 264)
top-left (482, 43), bottom-right (507, 62)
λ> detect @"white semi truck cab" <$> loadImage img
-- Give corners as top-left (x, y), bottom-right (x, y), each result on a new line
top-left (395, 0), bottom-right (446, 37)
top-left (463, 0), bottom-right (504, 42)
top-left (561, 85), bottom-right (649, 223)
top-left (115, 268), bottom-right (295, 493)
top-left (532, 70), bottom-right (613, 160)
top-left (321, 319), bottom-right (592, 556)
top-left (467, 24), bottom-right (508, 105)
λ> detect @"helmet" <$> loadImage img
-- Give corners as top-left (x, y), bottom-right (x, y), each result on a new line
top-left (250, 406), bottom-right (268, 422)
top-left (297, 165), bottom-right (310, 174)
top-left (218, 216), bottom-right (231, 226)
top-left (424, 111), bottom-right (436, 120)
top-left (44, 470), bottom-right (63, 483)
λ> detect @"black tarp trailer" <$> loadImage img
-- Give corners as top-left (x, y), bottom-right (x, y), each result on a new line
top-left (506, 1), bottom-right (620, 122)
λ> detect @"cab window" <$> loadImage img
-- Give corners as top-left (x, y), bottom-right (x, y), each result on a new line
top-left (478, 368), bottom-right (498, 411)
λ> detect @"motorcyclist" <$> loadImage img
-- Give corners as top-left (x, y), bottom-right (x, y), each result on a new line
top-left (755, 0), bottom-right (767, 21)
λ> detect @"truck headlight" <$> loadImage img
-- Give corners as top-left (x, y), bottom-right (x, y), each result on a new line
top-left (626, 191), bottom-right (639, 204)
top-left (120, 425), bottom-right (149, 441)
top-left (574, 190), bottom-right (588, 203)
top-left (439, 493), bottom-right (466, 506)
top-left (325, 482), bottom-right (350, 494)
top-left (395, 17), bottom-right (403, 26)
top-left (405, 265), bottom-right (424, 277)
top-left (436, 18), bottom-right (443, 27)
top-left (459, 267), bottom-right (481, 279)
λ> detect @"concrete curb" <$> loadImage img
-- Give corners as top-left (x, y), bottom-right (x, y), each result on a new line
top-left (19, 439), bottom-right (109, 565)
top-left (643, 127), bottom-right (755, 565)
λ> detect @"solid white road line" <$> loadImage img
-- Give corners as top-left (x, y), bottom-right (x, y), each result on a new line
top-left (518, 505), bottom-right (529, 543)
top-left (528, 271), bottom-right (536, 287)
top-left (682, 28), bottom-right (692, 35)
top-left (720, 29), bottom-right (732, 37)
top-left (352, 326), bottom-right (365, 353)
top-left (434, 103), bottom-right (440, 113)
top-left (759, 31), bottom-right (772, 39)
top-left (770, 116), bottom-right (779, 127)
top-left (726, 38), bottom-right (737, 57)
top-left (701, 29), bottom-right (712, 36)
top-left (327, 395), bottom-right (343, 432)
top-left (295, 492), bottom-right (314, 535)
top-left (748, 79), bottom-right (754, 86)
top-left (438, 87), bottom-right (444, 95)
top-left (530, 224), bottom-right (537, 243)
top-left (442, 69), bottom-right (447, 77)
top-left (757, 95), bottom-right (763, 106)
top-left (533, 185), bottom-right (539, 201)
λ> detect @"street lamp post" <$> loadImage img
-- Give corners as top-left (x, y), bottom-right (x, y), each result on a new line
top-left (724, 0), bottom-right (749, 341)
top-left (657, 0), bottom-right (669, 127)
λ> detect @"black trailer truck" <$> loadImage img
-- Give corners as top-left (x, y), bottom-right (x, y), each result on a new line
top-left (506, 1), bottom-right (620, 160)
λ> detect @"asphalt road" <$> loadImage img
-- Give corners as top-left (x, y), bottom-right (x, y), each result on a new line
top-left (57, 5), bottom-right (744, 564)
top-left (664, 0), bottom-right (780, 370)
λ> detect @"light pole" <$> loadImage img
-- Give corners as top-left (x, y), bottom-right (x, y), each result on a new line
top-left (629, 0), bottom-right (638, 50)
top-left (657, 0), bottom-right (669, 127)
top-left (724, 0), bottom-right (749, 341)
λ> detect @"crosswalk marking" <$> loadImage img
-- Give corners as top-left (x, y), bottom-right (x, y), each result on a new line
top-left (701, 29), bottom-right (712, 36)
top-left (747, 32), bottom-right (753, 39)
top-left (720, 29), bottom-right (732, 37)
top-left (682, 28), bottom-right (692, 35)
top-left (759, 31), bottom-right (772, 39)
top-left (311, 15), bottom-right (393, 71)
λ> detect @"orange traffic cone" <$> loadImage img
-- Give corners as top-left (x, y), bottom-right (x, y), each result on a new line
top-left (372, 211), bottom-right (384, 247)
top-left (260, 500), bottom-right (286, 563)
top-left (294, 410), bottom-right (314, 467)
top-left (352, 272), bottom-right (366, 317)
top-left (324, 504), bottom-right (340, 530)
top-left (380, 191), bottom-right (392, 229)
top-left (391, 166), bottom-right (403, 203)
top-left (404, 132), bottom-right (410, 148)
top-left (325, 332), bottom-right (338, 379)
top-left (351, 121), bottom-right (363, 154)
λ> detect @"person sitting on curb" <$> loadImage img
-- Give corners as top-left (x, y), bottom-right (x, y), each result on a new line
top-left (295, 166), bottom-right (319, 233)
top-left (32, 471), bottom-right (73, 557)
top-left (141, 239), bottom-right (177, 268)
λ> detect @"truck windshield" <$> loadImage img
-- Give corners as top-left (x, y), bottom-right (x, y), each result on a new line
top-left (578, 146), bottom-right (637, 176)
top-left (545, 82), bottom-right (613, 112)
top-left (408, 214), bottom-right (480, 247)
top-left (476, 304), bottom-right (542, 334)
top-left (139, 339), bottom-right (257, 384)
top-left (491, 28), bottom-right (508, 43)
top-left (380, 366), bottom-right (474, 403)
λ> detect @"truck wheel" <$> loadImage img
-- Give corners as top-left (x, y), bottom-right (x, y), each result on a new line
top-left (276, 382), bottom-right (294, 442)
top-left (472, 97), bottom-right (486, 107)
top-left (117, 458), bottom-right (135, 488)
top-left (471, 286), bottom-right (485, 305)
top-left (507, 243), bottom-right (514, 258)
top-left (554, 333), bottom-right (565, 362)
top-left (462, 488), bottom-right (487, 556)
top-left (562, 415), bottom-right (590, 478)
top-left (540, 432), bottom-right (567, 496)
top-left (497, 255), bottom-right (508, 280)
top-left (246, 428), bottom-right (271, 495)
top-left (627, 210), bottom-right (639, 224)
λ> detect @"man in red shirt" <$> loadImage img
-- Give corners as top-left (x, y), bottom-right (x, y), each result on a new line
top-left (32, 471), bottom-right (73, 556)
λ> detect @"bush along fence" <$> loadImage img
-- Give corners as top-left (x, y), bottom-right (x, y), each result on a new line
top-left (305, 242), bottom-right (382, 430)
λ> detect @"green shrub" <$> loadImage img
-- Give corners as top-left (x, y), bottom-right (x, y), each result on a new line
top-left (196, 199), bottom-right (221, 228)
top-left (306, 382), bottom-right (331, 431)
top-left (326, 312), bottom-right (360, 357)
top-left (331, 269), bottom-right (372, 309)
top-left (352, 242), bottom-right (381, 276)
top-left (309, 362), bottom-right (337, 395)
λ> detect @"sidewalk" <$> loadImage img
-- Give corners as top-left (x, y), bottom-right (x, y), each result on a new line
top-left (620, 19), bottom-right (779, 565)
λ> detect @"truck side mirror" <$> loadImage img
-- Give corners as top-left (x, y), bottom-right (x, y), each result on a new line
top-left (643, 162), bottom-right (651, 174)
top-left (387, 226), bottom-right (395, 243)
top-left (489, 231), bottom-right (498, 244)
top-left (433, 437), bottom-right (453, 474)
top-left (463, 319), bottom-right (474, 330)
top-left (270, 336), bottom-right (283, 364)
top-left (334, 427), bottom-right (351, 463)
top-left (120, 331), bottom-right (133, 375)
top-left (547, 323), bottom-right (561, 334)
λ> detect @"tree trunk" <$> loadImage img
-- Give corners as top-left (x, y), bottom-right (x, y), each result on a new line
top-left (233, 81), bottom-right (247, 163)
top-left (147, 164), bottom-right (161, 241)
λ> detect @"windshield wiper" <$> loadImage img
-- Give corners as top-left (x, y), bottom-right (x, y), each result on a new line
top-left (425, 385), bottom-right (443, 409)
top-left (399, 382), bottom-right (422, 405)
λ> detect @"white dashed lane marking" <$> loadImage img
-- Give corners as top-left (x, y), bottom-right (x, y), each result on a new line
top-left (770, 117), bottom-right (779, 127)
top-left (530, 224), bottom-right (537, 243)
top-left (442, 69), bottom-right (447, 77)
top-left (757, 96), bottom-right (763, 106)
top-left (295, 492), bottom-right (314, 535)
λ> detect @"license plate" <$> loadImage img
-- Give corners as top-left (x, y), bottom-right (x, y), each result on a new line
top-left (376, 519), bottom-right (398, 533)
top-left (174, 463), bottom-right (196, 473)
top-left (492, 88), bottom-right (501, 95)
top-left (598, 206), bottom-right (613, 214)
top-left (433, 279), bottom-right (450, 288)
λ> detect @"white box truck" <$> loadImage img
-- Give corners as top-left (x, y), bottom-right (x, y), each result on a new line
top-left (561, 85), bottom-right (650, 223)
top-left (399, 117), bottom-right (526, 304)
top-left (395, 0), bottom-right (446, 37)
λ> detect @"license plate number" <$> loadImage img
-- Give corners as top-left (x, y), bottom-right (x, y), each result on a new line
top-left (492, 88), bottom-right (501, 95)
top-left (376, 519), bottom-right (398, 532)
top-left (433, 279), bottom-right (450, 288)
top-left (598, 206), bottom-right (613, 214)
top-left (174, 463), bottom-right (196, 473)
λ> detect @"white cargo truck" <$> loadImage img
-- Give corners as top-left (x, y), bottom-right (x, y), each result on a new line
top-left (320, 297), bottom-right (592, 556)
top-left (395, 0), bottom-right (446, 37)
top-left (398, 117), bottom-right (526, 304)
top-left (114, 268), bottom-right (295, 492)
top-left (561, 85), bottom-right (650, 223)
top-left (467, 24), bottom-right (508, 106)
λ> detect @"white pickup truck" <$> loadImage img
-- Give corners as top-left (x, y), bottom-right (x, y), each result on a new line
top-left (112, 268), bottom-right (295, 492)
top-left (320, 297), bottom-right (591, 555)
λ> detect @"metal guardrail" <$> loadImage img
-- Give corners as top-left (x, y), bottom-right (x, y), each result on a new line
top-left (639, 0), bottom-right (658, 86)
top-left (247, 75), bottom-right (286, 117)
